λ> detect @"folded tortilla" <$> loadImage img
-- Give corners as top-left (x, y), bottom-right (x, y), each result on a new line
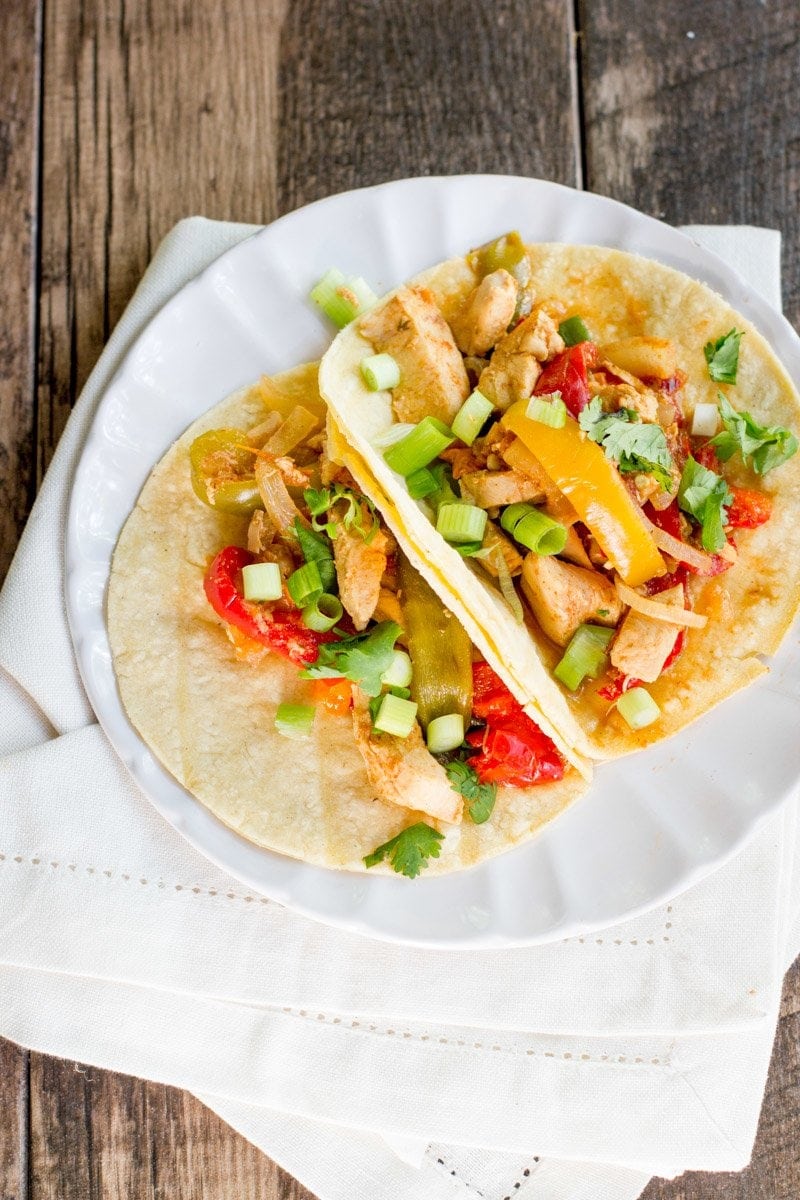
top-left (108, 364), bottom-right (588, 873)
top-left (319, 244), bottom-right (800, 759)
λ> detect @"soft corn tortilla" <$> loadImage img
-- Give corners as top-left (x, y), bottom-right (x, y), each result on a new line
top-left (108, 364), bottom-right (587, 874)
top-left (319, 244), bottom-right (800, 760)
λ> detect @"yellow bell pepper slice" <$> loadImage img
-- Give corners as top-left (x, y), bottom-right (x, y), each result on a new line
top-left (502, 400), bottom-right (665, 587)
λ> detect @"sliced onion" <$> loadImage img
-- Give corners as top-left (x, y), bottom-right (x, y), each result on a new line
top-left (717, 540), bottom-right (738, 564)
top-left (261, 405), bottom-right (319, 457)
top-left (615, 578), bottom-right (708, 628)
top-left (255, 457), bottom-right (302, 532)
top-left (645, 520), bottom-right (715, 573)
top-left (492, 546), bottom-right (524, 623)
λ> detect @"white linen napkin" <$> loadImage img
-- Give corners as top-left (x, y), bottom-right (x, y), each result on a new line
top-left (0, 217), bottom-right (797, 1200)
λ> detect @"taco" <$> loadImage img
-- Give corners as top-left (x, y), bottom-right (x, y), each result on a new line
top-left (108, 362), bottom-right (587, 877)
top-left (319, 235), bottom-right (800, 760)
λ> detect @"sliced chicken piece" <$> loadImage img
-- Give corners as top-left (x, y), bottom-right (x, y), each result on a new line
top-left (590, 378), bottom-right (659, 423)
top-left (479, 521), bottom-right (524, 578)
top-left (352, 689), bottom-right (462, 824)
top-left (359, 286), bottom-right (469, 425)
top-left (450, 268), bottom-right (518, 356)
top-left (273, 455), bottom-right (313, 488)
top-left (459, 469), bottom-right (546, 509)
top-left (478, 306), bottom-right (565, 411)
top-left (610, 585), bottom-right (684, 683)
top-left (246, 509), bottom-right (276, 556)
top-left (332, 518), bottom-right (389, 631)
top-left (520, 554), bottom-right (623, 647)
top-left (439, 445), bottom-right (487, 479)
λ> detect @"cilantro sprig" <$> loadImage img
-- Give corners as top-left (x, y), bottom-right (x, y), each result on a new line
top-left (304, 485), bottom-right (378, 542)
top-left (703, 329), bottom-right (743, 385)
top-left (709, 394), bottom-right (798, 475)
top-left (579, 397), bottom-right (674, 488)
top-left (301, 621), bottom-right (401, 696)
top-left (677, 456), bottom-right (732, 552)
top-left (445, 759), bottom-right (497, 824)
top-left (364, 822), bottom-right (444, 878)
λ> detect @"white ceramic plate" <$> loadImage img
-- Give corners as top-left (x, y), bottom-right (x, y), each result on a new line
top-left (66, 175), bottom-right (800, 947)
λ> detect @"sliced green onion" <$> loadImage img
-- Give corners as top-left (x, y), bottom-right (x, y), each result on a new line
top-left (500, 502), bottom-right (534, 535)
top-left (302, 593), bottom-right (343, 632)
top-left (406, 466), bottom-right (440, 500)
top-left (558, 315), bottom-right (592, 346)
top-left (426, 713), bottom-right (465, 753)
top-left (241, 561), bottom-right (283, 602)
top-left (526, 394), bottom-right (567, 429)
top-left (286, 560), bottom-right (323, 608)
top-left (373, 692), bottom-right (418, 738)
top-left (616, 686), bottom-right (661, 730)
top-left (436, 503), bottom-right (488, 545)
top-left (360, 352), bottom-right (400, 391)
top-left (554, 624), bottom-right (615, 692)
top-left (384, 417), bottom-right (455, 476)
top-left (381, 649), bottom-right (413, 689)
top-left (310, 269), bottom-right (377, 328)
top-left (274, 702), bottom-right (315, 740)
top-left (511, 509), bottom-right (567, 556)
top-left (451, 389), bottom-right (494, 446)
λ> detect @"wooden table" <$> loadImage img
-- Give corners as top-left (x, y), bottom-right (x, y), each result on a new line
top-left (2, 1), bottom-right (799, 1195)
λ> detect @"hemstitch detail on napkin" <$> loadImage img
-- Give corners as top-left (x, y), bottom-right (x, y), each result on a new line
top-left (0, 851), bottom-right (677, 945)
top-left (275, 1006), bottom-right (674, 1068)
top-left (429, 1151), bottom-right (541, 1199)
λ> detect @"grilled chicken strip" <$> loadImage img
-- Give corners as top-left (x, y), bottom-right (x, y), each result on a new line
top-left (359, 286), bottom-right (469, 425)
top-left (351, 689), bottom-right (462, 824)
top-left (478, 306), bottom-right (564, 411)
top-left (450, 268), bottom-right (518, 357)
top-left (610, 585), bottom-right (684, 683)
top-left (520, 554), bottom-right (623, 647)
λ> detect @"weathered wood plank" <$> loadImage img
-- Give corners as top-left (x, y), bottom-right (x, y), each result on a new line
top-left (0, 1040), bottom-right (29, 1200)
top-left (29, 1060), bottom-right (312, 1200)
top-left (36, 0), bottom-right (288, 480)
top-left (277, 0), bottom-right (580, 214)
top-left (579, 0), bottom-right (800, 327)
top-left (0, 0), bottom-right (41, 584)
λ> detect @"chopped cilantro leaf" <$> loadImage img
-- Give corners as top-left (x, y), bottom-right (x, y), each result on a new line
top-left (293, 518), bottom-right (336, 593)
top-left (703, 329), bottom-right (743, 384)
top-left (445, 759), bottom-right (497, 825)
top-left (363, 822), bottom-right (444, 878)
top-left (709, 394), bottom-right (798, 475)
top-left (301, 621), bottom-right (402, 696)
top-left (678, 455), bottom-right (732, 552)
top-left (580, 397), bottom-right (673, 487)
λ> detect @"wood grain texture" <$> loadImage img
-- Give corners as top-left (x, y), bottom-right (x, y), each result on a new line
top-left (29, 1061), bottom-right (307, 1200)
top-left (579, 0), bottom-right (800, 327)
top-left (0, 0), bottom-right (41, 583)
top-left (36, 0), bottom-right (288, 479)
top-left (277, 0), bottom-right (580, 212)
top-left (0, 1040), bottom-right (28, 1200)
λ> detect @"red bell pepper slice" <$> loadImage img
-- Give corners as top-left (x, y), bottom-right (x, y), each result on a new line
top-left (471, 661), bottom-right (522, 720)
top-left (466, 717), bottom-right (564, 787)
top-left (204, 546), bottom-right (332, 666)
top-left (727, 486), bottom-right (772, 529)
top-left (534, 344), bottom-right (596, 418)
